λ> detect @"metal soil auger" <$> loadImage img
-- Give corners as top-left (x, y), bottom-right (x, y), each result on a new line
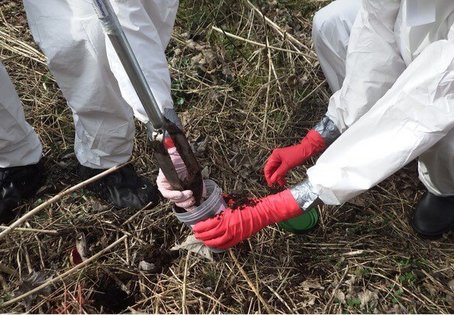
top-left (91, 0), bottom-right (204, 211)
top-left (90, 0), bottom-right (313, 240)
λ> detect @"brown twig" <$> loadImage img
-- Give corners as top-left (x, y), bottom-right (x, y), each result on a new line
top-left (212, 26), bottom-right (307, 56)
top-left (244, 0), bottom-right (317, 61)
top-left (0, 164), bottom-right (125, 240)
top-left (229, 249), bottom-right (274, 314)
top-left (0, 226), bottom-right (58, 235)
top-left (181, 251), bottom-right (190, 314)
top-left (323, 265), bottom-right (349, 313)
top-left (2, 235), bottom-right (127, 307)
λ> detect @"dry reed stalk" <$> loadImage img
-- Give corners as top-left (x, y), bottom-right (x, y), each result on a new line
top-left (2, 235), bottom-right (128, 307)
top-left (229, 249), bottom-right (274, 314)
top-left (0, 0), bottom-right (451, 313)
top-left (0, 164), bottom-right (125, 240)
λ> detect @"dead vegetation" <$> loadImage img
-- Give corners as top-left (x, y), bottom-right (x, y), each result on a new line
top-left (1, 0), bottom-right (454, 313)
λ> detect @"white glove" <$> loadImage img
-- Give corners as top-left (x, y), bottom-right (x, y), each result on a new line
top-left (156, 146), bottom-right (205, 211)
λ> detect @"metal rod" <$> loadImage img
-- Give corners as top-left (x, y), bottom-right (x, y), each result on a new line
top-left (91, 0), bottom-right (204, 208)
top-left (91, 0), bottom-right (165, 129)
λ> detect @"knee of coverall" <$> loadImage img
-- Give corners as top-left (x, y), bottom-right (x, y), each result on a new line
top-left (141, 0), bottom-right (179, 49)
top-left (312, 0), bottom-right (360, 92)
top-left (312, 0), bottom-right (356, 41)
top-left (25, 1), bottom-right (136, 168)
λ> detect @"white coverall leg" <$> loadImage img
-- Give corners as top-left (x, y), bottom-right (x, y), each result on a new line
top-left (312, 0), bottom-right (361, 93)
top-left (0, 62), bottom-right (42, 168)
top-left (23, 0), bottom-right (178, 169)
top-left (306, 0), bottom-right (454, 206)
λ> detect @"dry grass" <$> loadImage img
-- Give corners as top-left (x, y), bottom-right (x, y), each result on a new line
top-left (1, 0), bottom-right (454, 313)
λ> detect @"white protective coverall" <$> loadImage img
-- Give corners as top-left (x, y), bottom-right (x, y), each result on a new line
top-left (312, 0), bottom-right (361, 93)
top-left (0, 63), bottom-right (42, 167)
top-left (307, 0), bottom-right (454, 205)
top-left (4, 0), bottom-right (179, 169)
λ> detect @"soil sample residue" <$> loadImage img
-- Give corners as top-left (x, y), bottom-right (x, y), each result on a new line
top-left (222, 192), bottom-right (258, 210)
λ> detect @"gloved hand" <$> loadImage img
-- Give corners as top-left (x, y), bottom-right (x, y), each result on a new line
top-left (156, 138), bottom-right (204, 211)
top-left (264, 130), bottom-right (325, 187)
top-left (193, 189), bottom-right (302, 249)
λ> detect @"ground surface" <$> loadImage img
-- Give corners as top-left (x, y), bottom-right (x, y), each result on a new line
top-left (1, 0), bottom-right (454, 313)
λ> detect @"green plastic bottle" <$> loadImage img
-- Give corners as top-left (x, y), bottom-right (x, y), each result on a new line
top-left (278, 208), bottom-right (319, 234)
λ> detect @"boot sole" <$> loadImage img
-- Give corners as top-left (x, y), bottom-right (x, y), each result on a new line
top-left (410, 218), bottom-right (454, 239)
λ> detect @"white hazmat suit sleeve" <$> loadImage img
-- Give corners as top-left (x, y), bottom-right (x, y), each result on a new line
top-left (308, 37), bottom-right (454, 205)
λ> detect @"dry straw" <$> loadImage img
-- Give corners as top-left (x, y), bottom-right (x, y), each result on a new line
top-left (0, 0), bottom-right (452, 313)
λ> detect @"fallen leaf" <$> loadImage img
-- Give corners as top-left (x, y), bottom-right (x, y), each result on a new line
top-left (448, 279), bottom-right (454, 291)
top-left (301, 296), bottom-right (316, 307)
top-left (171, 234), bottom-right (214, 261)
top-left (139, 260), bottom-right (156, 272)
top-left (358, 289), bottom-right (378, 309)
top-left (75, 233), bottom-right (88, 261)
top-left (387, 303), bottom-right (407, 313)
top-left (179, 111), bottom-right (190, 127)
top-left (345, 274), bottom-right (357, 292)
top-left (13, 271), bottom-right (52, 311)
top-left (334, 289), bottom-right (346, 304)
top-left (301, 280), bottom-right (324, 290)
top-left (348, 195), bottom-right (368, 207)
top-left (70, 232), bottom-right (88, 266)
top-left (201, 166), bottom-right (210, 179)
top-left (423, 280), bottom-right (438, 296)
top-left (446, 293), bottom-right (454, 307)
top-left (190, 136), bottom-right (210, 157)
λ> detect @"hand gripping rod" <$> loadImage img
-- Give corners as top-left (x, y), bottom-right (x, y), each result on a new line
top-left (91, 0), bottom-right (204, 208)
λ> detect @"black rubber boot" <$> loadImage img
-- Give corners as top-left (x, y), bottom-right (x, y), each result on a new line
top-left (79, 164), bottom-right (161, 209)
top-left (0, 160), bottom-right (46, 224)
top-left (411, 191), bottom-right (454, 238)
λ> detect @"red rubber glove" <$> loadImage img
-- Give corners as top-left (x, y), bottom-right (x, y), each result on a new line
top-left (193, 189), bottom-right (302, 249)
top-left (264, 130), bottom-right (325, 187)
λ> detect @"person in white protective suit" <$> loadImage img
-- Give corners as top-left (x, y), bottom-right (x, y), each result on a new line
top-left (0, 0), bottom-right (194, 223)
top-left (192, 0), bottom-right (454, 250)
top-left (0, 62), bottom-right (46, 223)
